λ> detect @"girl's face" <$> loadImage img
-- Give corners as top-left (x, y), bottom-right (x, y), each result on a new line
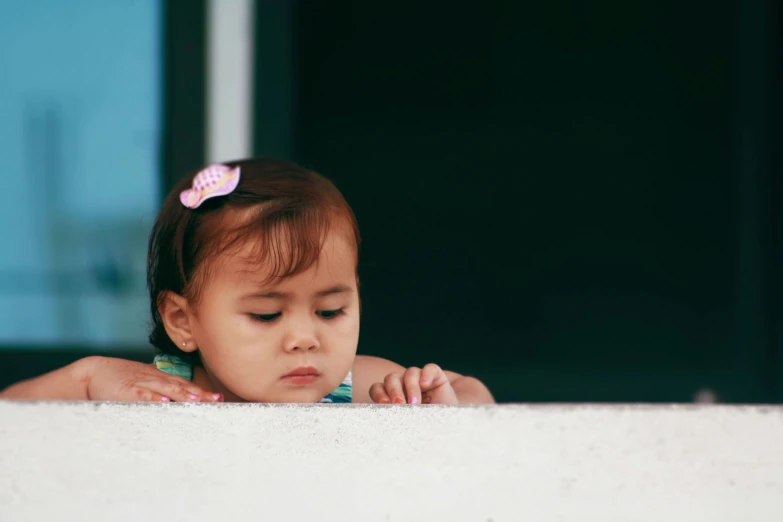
top-left (185, 228), bottom-right (360, 403)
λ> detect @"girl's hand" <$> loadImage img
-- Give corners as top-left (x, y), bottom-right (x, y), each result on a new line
top-left (369, 363), bottom-right (458, 405)
top-left (85, 356), bottom-right (221, 403)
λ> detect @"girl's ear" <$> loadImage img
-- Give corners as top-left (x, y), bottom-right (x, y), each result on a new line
top-left (158, 291), bottom-right (198, 352)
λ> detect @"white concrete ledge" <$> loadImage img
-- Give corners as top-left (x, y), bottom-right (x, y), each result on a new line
top-left (1, 402), bottom-right (781, 521)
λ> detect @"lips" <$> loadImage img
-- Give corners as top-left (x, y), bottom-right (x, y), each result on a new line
top-left (281, 366), bottom-right (320, 385)
top-left (283, 366), bottom-right (319, 377)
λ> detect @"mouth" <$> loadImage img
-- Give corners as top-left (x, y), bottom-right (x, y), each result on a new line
top-left (281, 366), bottom-right (320, 385)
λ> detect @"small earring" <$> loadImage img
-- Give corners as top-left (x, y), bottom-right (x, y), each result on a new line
top-left (182, 341), bottom-right (187, 347)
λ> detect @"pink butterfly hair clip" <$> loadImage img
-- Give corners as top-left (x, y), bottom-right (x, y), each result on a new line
top-left (179, 164), bottom-right (241, 209)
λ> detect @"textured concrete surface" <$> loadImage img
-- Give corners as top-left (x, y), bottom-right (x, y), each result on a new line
top-left (0, 402), bottom-right (782, 522)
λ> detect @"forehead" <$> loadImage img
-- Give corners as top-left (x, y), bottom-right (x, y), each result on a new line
top-left (212, 227), bottom-right (357, 290)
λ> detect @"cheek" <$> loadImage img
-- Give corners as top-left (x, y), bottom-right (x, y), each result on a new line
top-left (198, 317), bottom-right (281, 374)
top-left (342, 301), bottom-right (361, 335)
top-left (329, 314), bottom-right (360, 347)
top-left (192, 307), bottom-right (251, 353)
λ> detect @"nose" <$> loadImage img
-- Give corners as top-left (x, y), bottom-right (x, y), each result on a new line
top-left (282, 322), bottom-right (320, 353)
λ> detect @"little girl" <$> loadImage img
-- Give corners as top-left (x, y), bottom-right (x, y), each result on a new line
top-left (1, 158), bottom-right (493, 405)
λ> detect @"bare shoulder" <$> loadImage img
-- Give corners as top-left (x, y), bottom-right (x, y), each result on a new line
top-left (351, 355), bottom-right (405, 403)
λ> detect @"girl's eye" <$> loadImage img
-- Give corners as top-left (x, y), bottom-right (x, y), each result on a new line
top-left (252, 313), bottom-right (281, 323)
top-left (317, 308), bottom-right (345, 320)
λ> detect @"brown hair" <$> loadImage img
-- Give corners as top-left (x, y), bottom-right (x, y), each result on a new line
top-left (147, 157), bottom-right (360, 358)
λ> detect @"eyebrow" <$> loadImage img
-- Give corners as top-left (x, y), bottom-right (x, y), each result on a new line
top-left (241, 284), bottom-right (353, 300)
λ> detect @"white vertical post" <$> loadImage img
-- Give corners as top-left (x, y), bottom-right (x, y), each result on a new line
top-left (206, 0), bottom-right (255, 164)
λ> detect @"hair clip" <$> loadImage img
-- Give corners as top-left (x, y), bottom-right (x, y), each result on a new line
top-left (180, 164), bottom-right (241, 209)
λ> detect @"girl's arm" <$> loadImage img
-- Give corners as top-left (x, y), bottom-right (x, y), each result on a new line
top-left (352, 355), bottom-right (495, 405)
top-left (0, 357), bottom-right (95, 400)
top-left (0, 356), bottom-right (219, 402)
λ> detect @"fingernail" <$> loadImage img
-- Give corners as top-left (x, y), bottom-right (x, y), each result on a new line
top-left (379, 397), bottom-right (391, 404)
top-left (188, 393), bottom-right (199, 401)
top-left (212, 393), bottom-right (221, 401)
top-left (161, 396), bottom-right (170, 402)
top-left (393, 397), bottom-right (405, 404)
top-left (421, 378), bottom-right (429, 385)
top-left (410, 396), bottom-right (419, 404)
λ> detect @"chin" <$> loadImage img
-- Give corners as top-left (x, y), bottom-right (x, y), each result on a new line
top-left (236, 388), bottom-right (326, 404)
top-left (277, 387), bottom-right (328, 404)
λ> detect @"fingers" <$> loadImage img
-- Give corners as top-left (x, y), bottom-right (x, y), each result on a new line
top-left (383, 372), bottom-right (407, 404)
top-left (162, 381), bottom-right (221, 403)
top-left (369, 382), bottom-right (391, 404)
top-left (419, 363), bottom-right (448, 391)
top-left (403, 367), bottom-right (422, 404)
top-left (148, 366), bottom-right (221, 401)
top-left (130, 387), bottom-right (170, 403)
top-left (155, 374), bottom-right (220, 402)
top-left (135, 379), bottom-right (222, 403)
top-left (378, 368), bottom-right (422, 404)
top-left (168, 380), bottom-right (222, 403)
top-left (372, 365), bottom-right (448, 405)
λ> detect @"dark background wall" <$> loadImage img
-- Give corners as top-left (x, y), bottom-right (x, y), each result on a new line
top-left (293, 0), bottom-right (782, 402)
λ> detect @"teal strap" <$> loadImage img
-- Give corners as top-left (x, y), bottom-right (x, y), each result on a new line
top-left (153, 353), bottom-right (193, 381)
top-left (320, 371), bottom-right (352, 403)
